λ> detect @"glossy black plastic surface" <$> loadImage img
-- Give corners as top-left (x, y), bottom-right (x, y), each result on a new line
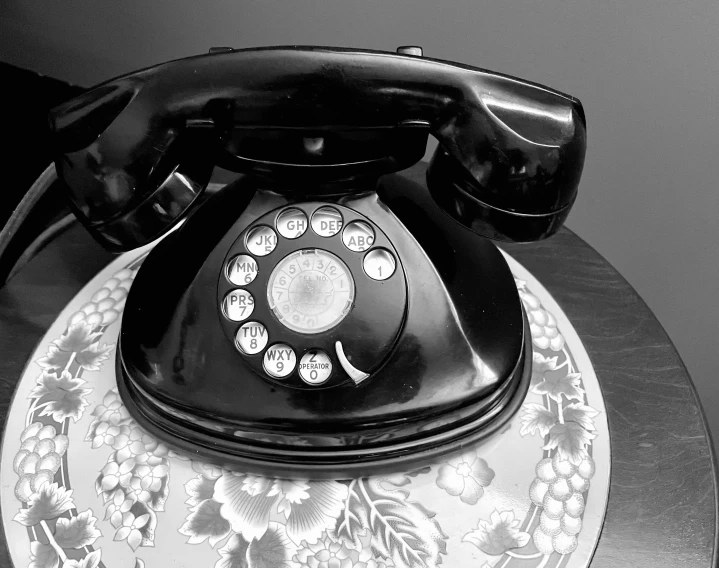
top-left (49, 47), bottom-right (588, 477)
top-left (49, 46), bottom-right (586, 250)
top-left (117, 172), bottom-right (531, 477)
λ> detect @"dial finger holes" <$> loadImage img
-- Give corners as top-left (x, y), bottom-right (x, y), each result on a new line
top-left (227, 254), bottom-right (258, 285)
top-left (342, 221), bottom-right (375, 252)
top-left (299, 350), bottom-right (332, 385)
top-left (222, 289), bottom-right (255, 322)
top-left (276, 208), bottom-right (308, 239)
top-left (246, 226), bottom-right (277, 256)
top-left (311, 207), bottom-right (343, 237)
top-left (235, 322), bottom-right (268, 355)
top-left (263, 344), bottom-right (296, 378)
top-left (363, 248), bottom-right (396, 281)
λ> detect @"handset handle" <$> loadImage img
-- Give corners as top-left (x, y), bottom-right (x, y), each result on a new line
top-left (50, 46), bottom-right (586, 250)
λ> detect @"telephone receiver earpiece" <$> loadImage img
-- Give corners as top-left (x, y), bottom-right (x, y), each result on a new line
top-left (50, 82), bottom-right (217, 250)
top-left (49, 46), bottom-right (586, 250)
top-left (427, 81), bottom-right (586, 241)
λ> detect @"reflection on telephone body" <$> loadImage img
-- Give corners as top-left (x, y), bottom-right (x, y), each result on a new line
top-left (50, 46), bottom-right (586, 476)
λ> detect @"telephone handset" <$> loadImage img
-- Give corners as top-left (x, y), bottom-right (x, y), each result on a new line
top-left (50, 46), bottom-right (586, 477)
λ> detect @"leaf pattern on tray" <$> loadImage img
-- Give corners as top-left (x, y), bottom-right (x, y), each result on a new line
top-left (179, 498), bottom-right (232, 547)
top-left (215, 533), bottom-right (250, 568)
top-left (13, 483), bottom-right (75, 527)
top-left (11, 263), bottom-right (143, 568)
top-left (336, 474), bottom-right (447, 568)
top-left (6, 254), bottom-right (604, 568)
top-left (54, 510), bottom-right (102, 549)
top-left (515, 279), bottom-right (602, 561)
top-left (28, 371), bottom-right (92, 423)
top-left (463, 510), bottom-right (531, 556)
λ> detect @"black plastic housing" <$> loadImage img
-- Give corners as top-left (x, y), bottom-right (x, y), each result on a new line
top-left (49, 46), bottom-right (586, 251)
top-left (48, 46), bottom-right (587, 478)
top-left (116, 172), bottom-right (531, 478)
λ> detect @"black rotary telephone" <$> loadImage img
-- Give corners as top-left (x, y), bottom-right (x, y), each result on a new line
top-left (49, 46), bottom-right (586, 478)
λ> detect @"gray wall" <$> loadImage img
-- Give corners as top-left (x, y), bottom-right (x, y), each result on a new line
top-left (2, 1), bottom-right (718, 438)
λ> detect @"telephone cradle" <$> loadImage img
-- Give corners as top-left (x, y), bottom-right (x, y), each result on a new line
top-left (48, 46), bottom-right (586, 478)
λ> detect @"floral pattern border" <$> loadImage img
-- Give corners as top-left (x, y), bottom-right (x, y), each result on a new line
top-left (5, 253), bottom-right (605, 568)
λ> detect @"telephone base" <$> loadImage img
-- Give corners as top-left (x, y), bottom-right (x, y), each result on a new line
top-left (114, 172), bottom-right (534, 479)
top-left (116, 317), bottom-right (530, 479)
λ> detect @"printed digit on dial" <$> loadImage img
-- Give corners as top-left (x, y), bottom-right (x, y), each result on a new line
top-left (267, 249), bottom-right (355, 334)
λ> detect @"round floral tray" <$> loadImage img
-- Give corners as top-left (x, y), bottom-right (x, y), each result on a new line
top-left (1, 245), bottom-right (610, 568)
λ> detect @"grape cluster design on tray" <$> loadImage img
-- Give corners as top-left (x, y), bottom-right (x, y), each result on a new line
top-left (11, 264), bottom-right (143, 568)
top-left (458, 279), bottom-right (600, 567)
top-left (10, 255), bottom-right (602, 568)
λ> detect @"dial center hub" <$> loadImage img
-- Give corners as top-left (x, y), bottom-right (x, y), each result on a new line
top-left (288, 270), bottom-right (335, 316)
top-left (268, 248), bottom-right (355, 334)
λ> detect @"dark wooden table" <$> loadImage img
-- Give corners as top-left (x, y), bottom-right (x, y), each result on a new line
top-left (0, 165), bottom-right (716, 567)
